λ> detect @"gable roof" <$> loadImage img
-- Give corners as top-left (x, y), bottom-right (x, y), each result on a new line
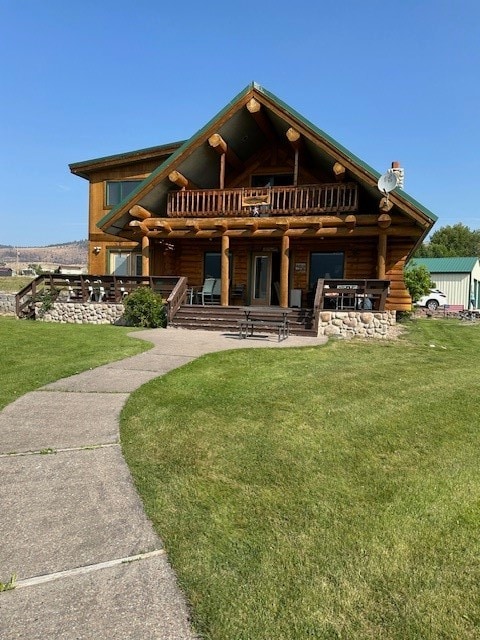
top-left (410, 257), bottom-right (479, 273)
top-left (95, 82), bottom-right (437, 236)
top-left (69, 141), bottom-right (185, 179)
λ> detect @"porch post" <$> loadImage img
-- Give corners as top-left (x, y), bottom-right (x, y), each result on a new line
top-left (219, 152), bottom-right (225, 189)
top-left (142, 235), bottom-right (150, 276)
top-left (280, 234), bottom-right (290, 308)
top-left (378, 232), bottom-right (387, 279)
top-left (221, 234), bottom-right (229, 306)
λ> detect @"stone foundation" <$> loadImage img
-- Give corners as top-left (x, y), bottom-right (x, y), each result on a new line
top-left (36, 302), bottom-right (126, 325)
top-left (0, 293), bottom-right (16, 315)
top-left (317, 310), bottom-right (396, 339)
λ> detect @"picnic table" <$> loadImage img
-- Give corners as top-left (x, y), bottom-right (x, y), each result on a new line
top-left (238, 306), bottom-right (292, 341)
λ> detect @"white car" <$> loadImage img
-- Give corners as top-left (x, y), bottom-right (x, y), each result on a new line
top-left (415, 288), bottom-right (448, 311)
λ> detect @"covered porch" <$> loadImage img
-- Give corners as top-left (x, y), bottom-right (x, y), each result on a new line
top-left (137, 218), bottom-right (395, 311)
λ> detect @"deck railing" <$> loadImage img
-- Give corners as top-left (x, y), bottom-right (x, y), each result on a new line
top-left (318, 279), bottom-right (390, 311)
top-left (15, 274), bottom-right (188, 320)
top-left (167, 183), bottom-right (358, 217)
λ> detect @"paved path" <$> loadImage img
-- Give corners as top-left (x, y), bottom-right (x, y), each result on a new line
top-left (0, 327), bottom-right (327, 639)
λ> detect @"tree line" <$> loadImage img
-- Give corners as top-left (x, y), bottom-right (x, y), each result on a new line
top-left (415, 223), bottom-right (480, 258)
top-left (405, 223), bottom-right (480, 303)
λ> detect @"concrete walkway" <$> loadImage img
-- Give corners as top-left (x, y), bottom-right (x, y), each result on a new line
top-left (0, 327), bottom-right (327, 639)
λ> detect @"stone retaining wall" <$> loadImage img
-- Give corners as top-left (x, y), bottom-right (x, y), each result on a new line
top-left (0, 293), bottom-right (16, 315)
top-left (36, 302), bottom-right (125, 325)
top-left (317, 310), bottom-right (396, 339)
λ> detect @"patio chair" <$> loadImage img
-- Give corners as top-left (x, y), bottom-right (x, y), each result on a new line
top-left (212, 278), bottom-right (222, 302)
top-left (198, 277), bottom-right (217, 305)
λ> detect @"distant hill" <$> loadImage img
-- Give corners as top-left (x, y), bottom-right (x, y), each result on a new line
top-left (0, 240), bottom-right (88, 271)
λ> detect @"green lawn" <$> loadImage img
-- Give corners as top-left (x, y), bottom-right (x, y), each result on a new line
top-left (121, 320), bottom-right (480, 640)
top-left (0, 276), bottom-right (33, 292)
top-left (0, 317), bottom-right (150, 409)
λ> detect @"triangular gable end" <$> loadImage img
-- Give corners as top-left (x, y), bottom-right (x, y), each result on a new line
top-left (98, 82), bottom-right (437, 238)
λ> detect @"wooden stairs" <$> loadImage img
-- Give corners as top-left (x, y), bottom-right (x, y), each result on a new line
top-left (169, 305), bottom-right (317, 337)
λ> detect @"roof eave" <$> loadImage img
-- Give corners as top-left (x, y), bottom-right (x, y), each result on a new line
top-left (69, 141), bottom-right (186, 179)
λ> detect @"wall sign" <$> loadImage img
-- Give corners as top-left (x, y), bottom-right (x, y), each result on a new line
top-left (295, 262), bottom-right (307, 272)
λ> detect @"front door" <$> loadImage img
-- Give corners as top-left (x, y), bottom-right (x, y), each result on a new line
top-left (251, 253), bottom-right (272, 305)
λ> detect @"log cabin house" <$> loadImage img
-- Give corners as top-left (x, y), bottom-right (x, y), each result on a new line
top-left (68, 83), bottom-right (437, 331)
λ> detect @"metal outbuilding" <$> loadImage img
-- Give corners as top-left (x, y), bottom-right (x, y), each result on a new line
top-left (410, 257), bottom-right (480, 309)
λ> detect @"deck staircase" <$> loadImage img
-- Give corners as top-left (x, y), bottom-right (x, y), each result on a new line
top-left (169, 305), bottom-right (317, 337)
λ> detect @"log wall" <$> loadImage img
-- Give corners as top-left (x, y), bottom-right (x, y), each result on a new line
top-left (150, 236), bottom-right (411, 310)
top-left (87, 160), bottom-right (161, 272)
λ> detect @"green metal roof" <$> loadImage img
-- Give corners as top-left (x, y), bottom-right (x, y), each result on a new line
top-left (97, 82), bottom-right (438, 233)
top-left (410, 257), bottom-right (479, 273)
top-left (69, 140), bottom-right (185, 172)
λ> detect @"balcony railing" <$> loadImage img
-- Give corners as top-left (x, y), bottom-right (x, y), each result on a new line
top-left (167, 183), bottom-right (358, 217)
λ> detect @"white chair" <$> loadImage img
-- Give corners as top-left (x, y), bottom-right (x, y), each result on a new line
top-left (212, 279), bottom-right (222, 302)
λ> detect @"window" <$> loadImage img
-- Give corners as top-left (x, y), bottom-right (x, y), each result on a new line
top-left (204, 252), bottom-right (221, 279)
top-left (204, 252), bottom-right (233, 281)
top-left (109, 251), bottom-right (142, 276)
top-left (309, 252), bottom-right (344, 288)
top-left (105, 180), bottom-right (143, 207)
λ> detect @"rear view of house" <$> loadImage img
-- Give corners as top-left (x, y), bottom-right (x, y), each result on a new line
top-left (70, 83), bottom-right (437, 317)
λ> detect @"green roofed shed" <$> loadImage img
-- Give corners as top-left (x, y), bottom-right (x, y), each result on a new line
top-left (410, 257), bottom-right (480, 308)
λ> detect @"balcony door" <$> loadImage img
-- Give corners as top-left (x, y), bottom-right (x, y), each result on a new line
top-left (251, 253), bottom-right (272, 306)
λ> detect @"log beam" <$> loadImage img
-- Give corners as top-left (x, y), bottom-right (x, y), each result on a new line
top-left (280, 235), bottom-right (290, 308)
top-left (152, 220), bottom-right (172, 233)
top-left (168, 170), bottom-right (197, 190)
top-left (345, 215), bottom-right (356, 229)
top-left (333, 162), bottom-right (346, 181)
top-left (137, 214), bottom-right (388, 231)
top-left (129, 220), bottom-right (150, 235)
top-left (286, 127), bottom-right (301, 148)
top-left (378, 213), bottom-right (392, 229)
top-left (293, 147), bottom-right (299, 186)
top-left (246, 99), bottom-right (277, 142)
top-left (139, 224), bottom-right (420, 239)
top-left (129, 204), bottom-right (153, 220)
top-left (378, 233), bottom-right (387, 279)
top-left (208, 133), bottom-right (243, 170)
top-left (221, 235), bottom-right (229, 306)
top-left (185, 220), bottom-right (200, 232)
top-left (379, 196), bottom-right (394, 212)
top-left (246, 98), bottom-right (261, 113)
top-left (141, 235), bottom-right (150, 276)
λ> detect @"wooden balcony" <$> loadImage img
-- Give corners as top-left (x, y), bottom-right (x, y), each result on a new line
top-left (167, 183), bottom-right (358, 218)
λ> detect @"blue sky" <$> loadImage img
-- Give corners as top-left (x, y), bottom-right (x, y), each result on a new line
top-left (1, 0), bottom-right (479, 246)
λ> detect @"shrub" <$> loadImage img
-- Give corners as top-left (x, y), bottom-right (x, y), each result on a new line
top-left (123, 287), bottom-right (166, 328)
top-left (35, 287), bottom-right (60, 316)
top-left (404, 265), bottom-right (434, 303)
